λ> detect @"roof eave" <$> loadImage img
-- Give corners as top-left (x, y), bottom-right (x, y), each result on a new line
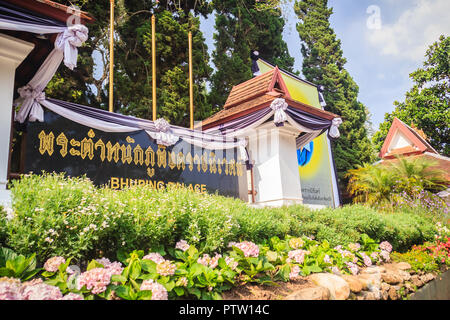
top-left (4, 0), bottom-right (95, 24)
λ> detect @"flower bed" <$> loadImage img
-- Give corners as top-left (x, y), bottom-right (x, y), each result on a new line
top-left (1, 234), bottom-right (397, 300)
top-left (391, 223), bottom-right (450, 273)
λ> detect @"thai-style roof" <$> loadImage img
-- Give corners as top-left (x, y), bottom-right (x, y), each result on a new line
top-left (380, 117), bottom-right (438, 159)
top-left (200, 67), bottom-right (337, 130)
top-left (223, 67), bottom-right (291, 109)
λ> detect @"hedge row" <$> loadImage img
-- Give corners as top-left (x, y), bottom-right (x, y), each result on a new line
top-left (0, 173), bottom-right (438, 264)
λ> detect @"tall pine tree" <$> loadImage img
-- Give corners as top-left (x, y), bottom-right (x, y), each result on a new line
top-left (294, 0), bottom-right (375, 198)
top-left (47, 0), bottom-right (213, 127)
top-left (209, 0), bottom-right (295, 109)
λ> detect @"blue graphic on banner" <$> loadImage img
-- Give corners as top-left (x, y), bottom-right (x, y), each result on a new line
top-left (297, 141), bottom-right (314, 167)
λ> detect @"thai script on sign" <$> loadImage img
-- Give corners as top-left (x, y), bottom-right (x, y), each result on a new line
top-left (37, 129), bottom-right (245, 179)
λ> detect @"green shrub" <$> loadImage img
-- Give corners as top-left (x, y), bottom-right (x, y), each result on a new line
top-left (391, 250), bottom-right (438, 273)
top-left (2, 173), bottom-right (439, 264)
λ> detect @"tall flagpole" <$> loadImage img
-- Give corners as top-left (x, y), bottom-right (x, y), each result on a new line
top-left (152, 15), bottom-right (157, 121)
top-left (188, 31), bottom-right (194, 130)
top-left (109, 0), bottom-right (114, 113)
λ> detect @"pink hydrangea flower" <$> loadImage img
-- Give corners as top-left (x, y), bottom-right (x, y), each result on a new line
top-left (44, 256), bottom-right (66, 272)
top-left (77, 267), bottom-right (113, 294)
top-left (209, 253), bottom-right (222, 269)
top-left (21, 283), bottom-right (63, 300)
top-left (361, 253), bottom-right (372, 267)
top-left (380, 250), bottom-right (390, 262)
top-left (0, 277), bottom-right (22, 300)
top-left (288, 250), bottom-right (309, 264)
top-left (289, 265), bottom-right (301, 280)
top-left (379, 241), bottom-right (392, 253)
top-left (370, 252), bottom-right (379, 262)
top-left (348, 243), bottom-right (361, 252)
top-left (225, 256), bottom-right (238, 270)
top-left (345, 262), bottom-right (359, 275)
top-left (231, 241), bottom-right (259, 258)
top-left (197, 254), bottom-right (211, 266)
top-left (140, 280), bottom-right (168, 300)
top-left (96, 258), bottom-right (123, 276)
top-left (61, 293), bottom-right (84, 300)
top-left (175, 240), bottom-right (190, 252)
top-left (177, 277), bottom-right (188, 287)
top-left (331, 266), bottom-right (341, 275)
top-left (156, 260), bottom-right (176, 276)
top-left (143, 252), bottom-right (165, 264)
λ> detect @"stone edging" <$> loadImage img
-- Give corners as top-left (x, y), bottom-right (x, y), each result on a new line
top-left (285, 263), bottom-right (447, 300)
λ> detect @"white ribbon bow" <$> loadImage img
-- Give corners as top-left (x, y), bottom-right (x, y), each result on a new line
top-left (15, 85), bottom-right (45, 123)
top-left (270, 98), bottom-right (288, 125)
top-left (148, 118), bottom-right (180, 146)
top-left (55, 24), bottom-right (89, 70)
top-left (238, 138), bottom-right (248, 161)
top-left (329, 118), bottom-right (343, 138)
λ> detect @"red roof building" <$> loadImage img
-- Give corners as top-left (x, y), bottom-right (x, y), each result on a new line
top-left (379, 117), bottom-right (450, 183)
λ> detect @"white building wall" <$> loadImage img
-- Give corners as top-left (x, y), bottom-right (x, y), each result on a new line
top-left (246, 122), bottom-right (303, 207)
top-left (0, 34), bottom-right (34, 207)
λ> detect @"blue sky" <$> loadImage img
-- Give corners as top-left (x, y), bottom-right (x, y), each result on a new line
top-left (199, 0), bottom-right (450, 132)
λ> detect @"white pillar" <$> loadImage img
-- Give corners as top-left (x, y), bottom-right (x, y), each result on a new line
top-left (247, 121), bottom-right (303, 207)
top-left (0, 34), bottom-right (34, 207)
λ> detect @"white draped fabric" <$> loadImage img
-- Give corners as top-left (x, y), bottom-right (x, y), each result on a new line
top-left (0, 19), bottom-right (88, 70)
top-left (205, 98), bottom-right (324, 150)
top-left (40, 99), bottom-right (249, 160)
top-left (1, 19), bottom-right (89, 123)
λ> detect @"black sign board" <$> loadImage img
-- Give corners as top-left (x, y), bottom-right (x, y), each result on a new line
top-left (24, 110), bottom-right (248, 200)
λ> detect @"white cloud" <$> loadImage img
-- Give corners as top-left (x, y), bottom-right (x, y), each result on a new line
top-left (366, 0), bottom-right (450, 62)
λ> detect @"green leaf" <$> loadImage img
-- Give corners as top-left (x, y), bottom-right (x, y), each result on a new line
top-left (116, 249), bottom-right (128, 264)
top-left (256, 259), bottom-right (263, 271)
top-left (309, 265), bottom-right (322, 273)
top-left (138, 290), bottom-right (153, 300)
top-left (114, 285), bottom-right (132, 300)
top-left (163, 281), bottom-right (175, 292)
top-left (22, 269), bottom-right (40, 281)
top-left (174, 287), bottom-right (184, 296)
top-left (141, 260), bottom-right (157, 273)
top-left (129, 261), bottom-right (142, 280)
top-left (86, 259), bottom-right (104, 271)
top-left (190, 288), bottom-right (202, 299)
top-left (41, 271), bottom-right (55, 278)
top-left (0, 267), bottom-right (13, 277)
top-left (0, 247), bottom-right (18, 267)
top-left (111, 274), bottom-right (127, 284)
top-left (212, 291), bottom-right (222, 300)
top-left (190, 263), bottom-right (203, 277)
top-left (278, 264), bottom-right (291, 281)
top-left (187, 245), bottom-right (198, 258)
top-left (153, 244), bottom-right (166, 256)
top-left (130, 278), bottom-right (141, 291)
top-left (232, 246), bottom-right (245, 257)
top-left (7, 255), bottom-right (26, 274)
top-left (217, 257), bottom-right (227, 269)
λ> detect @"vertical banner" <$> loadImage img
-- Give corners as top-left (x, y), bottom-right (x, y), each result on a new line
top-left (257, 60), bottom-right (340, 208)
